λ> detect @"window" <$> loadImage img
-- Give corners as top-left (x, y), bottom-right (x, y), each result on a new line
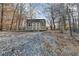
top-left (28, 23), bottom-right (32, 26)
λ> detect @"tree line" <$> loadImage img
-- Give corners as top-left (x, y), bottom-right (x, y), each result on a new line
top-left (45, 3), bottom-right (79, 36)
top-left (0, 3), bottom-right (79, 37)
top-left (0, 3), bottom-right (36, 31)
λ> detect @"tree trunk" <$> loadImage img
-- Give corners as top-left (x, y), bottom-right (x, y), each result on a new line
top-left (63, 16), bottom-right (66, 30)
top-left (18, 4), bottom-right (22, 31)
top-left (67, 6), bottom-right (73, 36)
top-left (68, 16), bottom-right (72, 36)
top-left (30, 3), bottom-right (32, 19)
top-left (77, 4), bottom-right (79, 32)
top-left (72, 16), bottom-right (75, 32)
top-left (0, 4), bottom-right (4, 31)
top-left (68, 12), bottom-right (73, 36)
top-left (52, 17), bottom-right (55, 30)
top-left (59, 17), bottom-right (64, 33)
top-left (58, 20), bottom-right (61, 30)
top-left (10, 4), bottom-right (18, 30)
top-left (77, 12), bottom-right (79, 32)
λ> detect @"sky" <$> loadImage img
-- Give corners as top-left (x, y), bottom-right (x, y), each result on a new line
top-left (31, 3), bottom-right (50, 26)
top-left (32, 3), bottom-right (47, 19)
top-left (25, 3), bottom-right (50, 26)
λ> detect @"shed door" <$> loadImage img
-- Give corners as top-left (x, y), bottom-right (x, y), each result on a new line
top-left (32, 23), bottom-right (36, 30)
top-left (35, 23), bottom-right (40, 30)
top-left (32, 22), bottom-right (40, 30)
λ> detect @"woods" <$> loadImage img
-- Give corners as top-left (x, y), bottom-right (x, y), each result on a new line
top-left (44, 3), bottom-right (79, 36)
top-left (0, 3), bottom-right (79, 35)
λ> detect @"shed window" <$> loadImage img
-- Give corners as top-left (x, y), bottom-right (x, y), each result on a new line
top-left (28, 23), bottom-right (32, 26)
top-left (41, 22), bottom-right (45, 26)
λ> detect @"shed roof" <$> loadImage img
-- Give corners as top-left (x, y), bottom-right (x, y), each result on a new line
top-left (27, 19), bottom-right (45, 22)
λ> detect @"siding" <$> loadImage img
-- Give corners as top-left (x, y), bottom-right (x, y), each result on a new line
top-left (26, 19), bottom-right (46, 31)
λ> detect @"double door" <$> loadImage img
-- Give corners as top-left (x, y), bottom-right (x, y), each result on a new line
top-left (32, 22), bottom-right (40, 30)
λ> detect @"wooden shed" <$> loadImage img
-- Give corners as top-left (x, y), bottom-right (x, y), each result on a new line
top-left (26, 19), bottom-right (46, 31)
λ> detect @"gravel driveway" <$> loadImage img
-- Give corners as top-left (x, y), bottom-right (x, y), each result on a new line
top-left (0, 31), bottom-right (79, 56)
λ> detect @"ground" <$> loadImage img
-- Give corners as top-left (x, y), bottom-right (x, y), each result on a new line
top-left (0, 31), bottom-right (79, 56)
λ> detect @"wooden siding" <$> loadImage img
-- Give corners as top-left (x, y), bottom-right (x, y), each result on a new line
top-left (26, 19), bottom-right (46, 31)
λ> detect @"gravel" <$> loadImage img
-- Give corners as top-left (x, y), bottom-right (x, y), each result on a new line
top-left (0, 32), bottom-right (79, 56)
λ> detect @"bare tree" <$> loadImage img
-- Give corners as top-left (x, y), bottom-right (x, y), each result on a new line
top-left (50, 4), bottom-right (56, 30)
top-left (10, 4), bottom-right (19, 30)
top-left (44, 4), bottom-right (56, 30)
top-left (0, 3), bottom-right (4, 31)
top-left (66, 4), bottom-right (73, 36)
top-left (18, 3), bottom-right (23, 30)
top-left (30, 3), bottom-right (37, 19)
top-left (77, 4), bottom-right (79, 32)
